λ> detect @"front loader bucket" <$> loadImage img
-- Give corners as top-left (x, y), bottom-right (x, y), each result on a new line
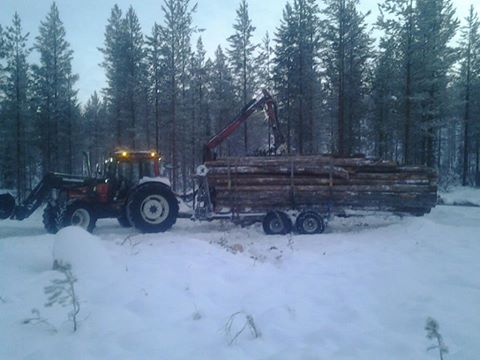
top-left (0, 193), bottom-right (16, 220)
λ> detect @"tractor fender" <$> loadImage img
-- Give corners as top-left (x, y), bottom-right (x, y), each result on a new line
top-left (126, 181), bottom-right (177, 209)
top-left (130, 180), bottom-right (174, 196)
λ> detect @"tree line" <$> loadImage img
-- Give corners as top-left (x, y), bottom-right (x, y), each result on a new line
top-left (0, 0), bottom-right (479, 197)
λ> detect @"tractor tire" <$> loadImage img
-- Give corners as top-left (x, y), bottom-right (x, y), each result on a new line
top-left (127, 183), bottom-right (179, 233)
top-left (62, 202), bottom-right (97, 233)
top-left (43, 204), bottom-right (62, 234)
top-left (117, 212), bottom-right (132, 228)
top-left (262, 211), bottom-right (292, 235)
top-left (295, 211), bottom-right (325, 235)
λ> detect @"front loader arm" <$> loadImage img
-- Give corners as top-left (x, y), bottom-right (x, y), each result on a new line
top-left (0, 173), bottom-right (88, 221)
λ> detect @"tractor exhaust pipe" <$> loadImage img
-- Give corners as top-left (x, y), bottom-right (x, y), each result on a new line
top-left (0, 193), bottom-right (16, 220)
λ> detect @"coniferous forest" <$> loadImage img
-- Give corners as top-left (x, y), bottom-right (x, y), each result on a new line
top-left (1, 0), bottom-right (479, 197)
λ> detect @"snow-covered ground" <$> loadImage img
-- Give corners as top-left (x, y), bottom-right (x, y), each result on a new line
top-left (1, 189), bottom-right (480, 359)
top-left (439, 186), bottom-right (480, 207)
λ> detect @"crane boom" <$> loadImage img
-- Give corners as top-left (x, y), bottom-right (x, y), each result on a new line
top-left (203, 89), bottom-right (286, 162)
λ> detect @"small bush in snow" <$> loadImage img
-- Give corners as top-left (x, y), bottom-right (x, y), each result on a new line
top-left (225, 311), bottom-right (261, 345)
top-left (426, 317), bottom-right (448, 360)
top-left (45, 261), bottom-right (80, 332)
top-left (22, 308), bottom-right (57, 333)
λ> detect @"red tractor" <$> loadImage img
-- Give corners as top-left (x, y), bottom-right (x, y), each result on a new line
top-left (0, 151), bottom-right (179, 234)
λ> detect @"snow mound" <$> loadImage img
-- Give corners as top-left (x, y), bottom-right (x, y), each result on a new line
top-left (52, 227), bottom-right (113, 278)
top-left (439, 186), bottom-right (480, 206)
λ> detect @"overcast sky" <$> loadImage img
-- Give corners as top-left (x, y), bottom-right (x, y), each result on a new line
top-left (0, 0), bottom-right (478, 104)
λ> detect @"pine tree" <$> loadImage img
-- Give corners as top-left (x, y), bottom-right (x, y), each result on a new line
top-left (83, 91), bottom-right (108, 169)
top-left (227, 0), bottom-right (257, 153)
top-left (100, 5), bottom-right (126, 148)
top-left (160, 0), bottom-right (197, 191)
top-left (146, 23), bottom-right (165, 153)
top-left (414, 0), bottom-right (458, 167)
top-left (273, 0), bottom-right (323, 155)
top-left (323, 0), bottom-right (372, 156)
top-left (372, 34), bottom-right (402, 160)
top-left (376, 0), bottom-right (417, 164)
top-left (33, 2), bottom-right (78, 174)
top-left (188, 37), bottom-right (208, 169)
top-left (209, 46), bottom-right (236, 157)
top-left (1, 13), bottom-right (31, 198)
top-left (123, 6), bottom-right (147, 149)
top-left (273, 3), bottom-right (296, 153)
top-left (256, 32), bottom-right (274, 91)
top-left (459, 6), bottom-right (480, 185)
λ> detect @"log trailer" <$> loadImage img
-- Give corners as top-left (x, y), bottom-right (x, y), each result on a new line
top-left (193, 90), bottom-right (437, 234)
top-left (0, 90), bottom-right (437, 235)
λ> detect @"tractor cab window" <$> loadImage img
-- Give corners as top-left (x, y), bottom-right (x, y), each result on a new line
top-left (117, 161), bottom-right (140, 183)
top-left (140, 159), bottom-right (156, 178)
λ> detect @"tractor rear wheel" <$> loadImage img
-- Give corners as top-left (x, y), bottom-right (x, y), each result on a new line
top-left (43, 204), bottom-right (62, 234)
top-left (127, 183), bottom-right (179, 233)
top-left (117, 208), bottom-right (132, 228)
top-left (63, 202), bottom-right (97, 233)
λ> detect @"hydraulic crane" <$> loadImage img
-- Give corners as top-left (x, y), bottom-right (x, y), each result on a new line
top-left (202, 89), bottom-right (286, 162)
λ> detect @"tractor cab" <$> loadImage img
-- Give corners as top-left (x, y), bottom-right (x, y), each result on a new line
top-left (97, 150), bottom-right (165, 203)
top-left (104, 150), bottom-right (162, 182)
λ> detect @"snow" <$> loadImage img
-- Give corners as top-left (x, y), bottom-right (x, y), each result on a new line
top-left (52, 227), bottom-right (114, 280)
top-left (439, 186), bottom-right (480, 207)
top-left (139, 176), bottom-right (171, 187)
top-left (0, 188), bottom-right (480, 359)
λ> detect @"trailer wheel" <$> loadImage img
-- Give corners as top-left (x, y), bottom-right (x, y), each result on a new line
top-left (43, 204), bottom-right (62, 234)
top-left (127, 183), bottom-right (179, 233)
top-left (295, 211), bottom-right (325, 235)
top-left (263, 211), bottom-right (292, 235)
top-left (63, 202), bottom-right (97, 233)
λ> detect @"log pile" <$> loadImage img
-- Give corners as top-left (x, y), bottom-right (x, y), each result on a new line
top-left (204, 155), bottom-right (437, 215)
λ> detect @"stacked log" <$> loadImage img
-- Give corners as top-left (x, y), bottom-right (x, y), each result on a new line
top-left (204, 155), bottom-right (437, 215)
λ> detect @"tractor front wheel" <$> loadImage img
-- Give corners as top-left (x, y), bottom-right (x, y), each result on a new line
top-left (43, 204), bottom-right (62, 234)
top-left (127, 184), bottom-right (179, 233)
top-left (63, 202), bottom-right (97, 233)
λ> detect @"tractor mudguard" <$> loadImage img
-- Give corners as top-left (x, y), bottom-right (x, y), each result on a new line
top-left (0, 193), bottom-right (16, 220)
